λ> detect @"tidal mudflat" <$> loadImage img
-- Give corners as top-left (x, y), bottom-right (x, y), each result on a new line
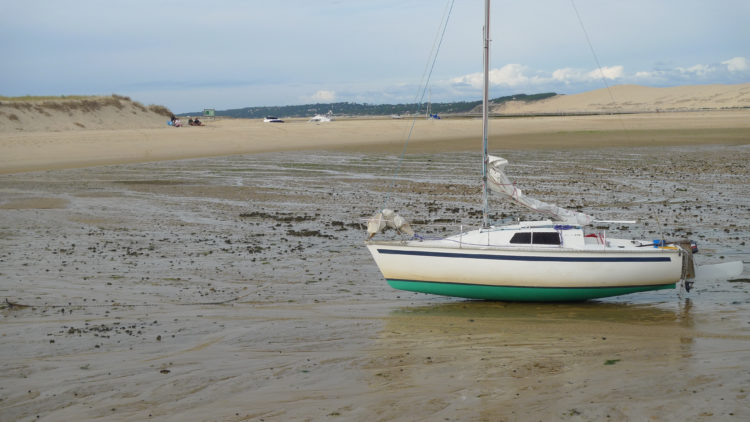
top-left (1, 145), bottom-right (749, 421)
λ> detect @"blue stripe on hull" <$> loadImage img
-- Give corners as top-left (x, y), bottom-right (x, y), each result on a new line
top-left (376, 248), bottom-right (672, 262)
top-left (387, 279), bottom-right (676, 302)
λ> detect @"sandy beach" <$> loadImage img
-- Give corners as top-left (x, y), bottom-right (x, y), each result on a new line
top-left (1, 99), bottom-right (750, 420)
top-left (2, 109), bottom-right (750, 174)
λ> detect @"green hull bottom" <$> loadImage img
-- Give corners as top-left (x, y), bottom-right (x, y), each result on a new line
top-left (387, 279), bottom-right (676, 302)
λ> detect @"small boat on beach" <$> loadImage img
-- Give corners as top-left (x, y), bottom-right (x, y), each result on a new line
top-left (263, 116), bottom-right (284, 123)
top-left (364, 0), bottom-right (698, 302)
top-left (309, 111), bottom-right (333, 122)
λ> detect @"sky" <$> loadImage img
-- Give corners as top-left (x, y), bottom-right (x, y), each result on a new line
top-left (2, 0), bottom-right (749, 113)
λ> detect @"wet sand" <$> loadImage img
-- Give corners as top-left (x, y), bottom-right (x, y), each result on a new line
top-left (1, 143), bottom-right (749, 421)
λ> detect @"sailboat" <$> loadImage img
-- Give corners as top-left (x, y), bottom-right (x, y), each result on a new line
top-left (364, 0), bottom-right (697, 302)
top-left (426, 87), bottom-right (440, 119)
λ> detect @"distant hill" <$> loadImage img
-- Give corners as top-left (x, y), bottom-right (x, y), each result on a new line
top-left (178, 93), bottom-right (557, 119)
top-left (180, 83), bottom-right (750, 119)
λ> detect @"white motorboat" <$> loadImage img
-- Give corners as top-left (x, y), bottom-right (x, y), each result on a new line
top-left (309, 112), bottom-right (333, 122)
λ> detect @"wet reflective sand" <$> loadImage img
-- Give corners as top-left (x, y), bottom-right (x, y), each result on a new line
top-left (1, 145), bottom-right (749, 421)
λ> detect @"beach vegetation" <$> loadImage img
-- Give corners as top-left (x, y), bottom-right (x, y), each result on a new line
top-left (148, 104), bottom-right (172, 116)
top-left (0, 95), bottom-right (94, 101)
top-left (0, 94), bottom-right (173, 117)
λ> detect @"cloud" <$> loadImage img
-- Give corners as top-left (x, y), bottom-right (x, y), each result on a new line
top-left (634, 70), bottom-right (657, 79)
top-left (635, 57), bottom-right (749, 84)
top-left (722, 57), bottom-right (748, 72)
top-left (310, 90), bottom-right (336, 102)
top-left (677, 64), bottom-right (713, 76)
top-left (490, 64), bottom-right (531, 87)
top-left (587, 66), bottom-right (624, 80)
top-left (551, 68), bottom-right (581, 82)
top-left (450, 71), bottom-right (481, 88)
top-left (451, 64), bottom-right (531, 88)
top-left (551, 66), bottom-right (623, 84)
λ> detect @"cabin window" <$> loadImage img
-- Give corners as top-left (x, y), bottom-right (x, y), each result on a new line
top-left (532, 232), bottom-right (561, 245)
top-left (510, 232), bottom-right (531, 244)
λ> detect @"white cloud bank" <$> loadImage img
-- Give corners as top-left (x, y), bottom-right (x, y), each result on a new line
top-left (451, 63), bottom-right (625, 89)
top-left (309, 90), bottom-right (336, 102)
top-left (447, 57), bottom-right (748, 94)
top-left (723, 56), bottom-right (748, 72)
top-left (634, 56), bottom-right (749, 82)
top-left (676, 64), bottom-right (712, 76)
top-left (451, 64), bottom-right (536, 88)
top-left (553, 66), bottom-right (624, 83)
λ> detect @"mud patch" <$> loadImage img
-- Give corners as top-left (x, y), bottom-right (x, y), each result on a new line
top-left (0, 146), bottom-right (748, 421)
top-left (0, 197), bottom-right (68, 209)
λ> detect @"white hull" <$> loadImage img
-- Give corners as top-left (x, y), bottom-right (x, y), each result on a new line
top-left (365, 222), bottom-right (688, 301)
top-left (367, 242), bottom-right (683, 289)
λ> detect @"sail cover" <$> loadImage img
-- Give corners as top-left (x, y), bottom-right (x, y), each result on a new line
top-left (487, 155), bottom-right (594, 226)
top-left (366, 209), bottom-right (414, 239)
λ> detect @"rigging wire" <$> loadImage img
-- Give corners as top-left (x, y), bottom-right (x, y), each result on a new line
top-left (381, 0), bottom-right (455, 210)
top-left (413, 1), bottom-right (454, 106)
top-left (569, 0), bottom-right (616, 105)
top-left (569, 0), bottom-right (628, 132)
top-left (572, 0), bottom-right (658, 225)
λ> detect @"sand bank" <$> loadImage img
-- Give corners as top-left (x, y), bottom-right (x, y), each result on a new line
top-left (2, 110), bottom-right (750, 174)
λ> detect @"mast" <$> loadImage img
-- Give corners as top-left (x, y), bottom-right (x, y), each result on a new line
top-left (481, 0), bottom-right (490, 228)
top-left (427, 87), bottom-right (431, 118)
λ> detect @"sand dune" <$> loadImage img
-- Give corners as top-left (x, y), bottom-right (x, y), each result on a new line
top-left (0, 95), bottom-right (172, 133)
top-left (497, 83), bottom-right (750, 114)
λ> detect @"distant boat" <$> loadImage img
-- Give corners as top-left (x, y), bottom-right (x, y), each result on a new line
top-left (426, 87), bottom-right (439, 119)
top-left (309, 111), bottom-right (334, 123)
top-left (263, 116), bottom-right (284, 123)
top-left (364, 0), bottom-right (700, 302)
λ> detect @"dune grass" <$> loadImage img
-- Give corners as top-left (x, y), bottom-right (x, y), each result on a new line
top-left (0, 94), bottom-right (172, 117)
top-left (0, 95), bottom-right (100, 102)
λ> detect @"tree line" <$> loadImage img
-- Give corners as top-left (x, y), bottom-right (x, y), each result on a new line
top-left (179, 93), bottom-right (556, 119)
